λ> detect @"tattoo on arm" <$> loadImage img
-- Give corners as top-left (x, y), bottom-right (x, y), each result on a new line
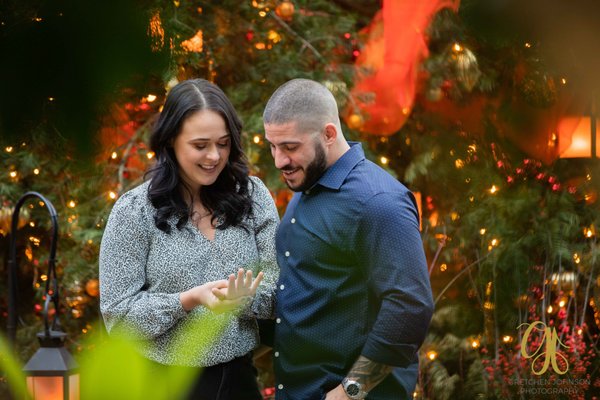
top-left (346, 355), bottom-right (394, 392)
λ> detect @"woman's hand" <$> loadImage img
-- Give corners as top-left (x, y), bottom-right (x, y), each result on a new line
top-left (179, 269), bottom-right (264, 313)
top-left (212, 268), bottom-right (264, 301)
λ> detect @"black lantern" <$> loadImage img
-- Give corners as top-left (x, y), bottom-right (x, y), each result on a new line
top-left (7, 192), bottom-right (80, 400)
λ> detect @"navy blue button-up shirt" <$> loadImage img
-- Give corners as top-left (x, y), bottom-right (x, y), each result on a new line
top-left (273, 142), bottom-right (434, 400)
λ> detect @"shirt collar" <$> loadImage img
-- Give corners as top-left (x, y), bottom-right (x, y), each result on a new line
top-left (315, 142), bottom-right (365, 191)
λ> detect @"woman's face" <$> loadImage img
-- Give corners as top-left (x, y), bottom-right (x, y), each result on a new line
top-left (172, 109), bottom-right (231, 194)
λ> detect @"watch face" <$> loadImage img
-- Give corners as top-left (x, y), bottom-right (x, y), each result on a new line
top-left (346, 383), bottom-right (360, 397)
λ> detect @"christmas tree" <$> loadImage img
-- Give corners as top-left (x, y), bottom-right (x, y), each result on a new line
top-left (2, 0), bottom-right (600, 398)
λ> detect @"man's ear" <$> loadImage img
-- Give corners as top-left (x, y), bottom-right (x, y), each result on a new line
top-left (323, 123), bottom-right (338, 145)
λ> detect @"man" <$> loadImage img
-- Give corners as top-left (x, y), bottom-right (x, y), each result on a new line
top-left (262, 78), bottom-right (434, 400)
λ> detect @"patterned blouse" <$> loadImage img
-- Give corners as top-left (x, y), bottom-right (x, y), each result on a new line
top-left (99, 176), bottom-right (279, 367)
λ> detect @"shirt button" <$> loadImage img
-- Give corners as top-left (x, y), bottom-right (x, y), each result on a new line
top-left (274, 351), bottom-right (280, 357)
top-left (280, 284), bottom-right (285, 290)
top-left (276, 318), bottom-right (281, 324)
top-left (278, 384), bottom-right (284, 390)
top-left (285, 251), bottom-right (290, 257)
top-left (291, 218), bottom-right (296, 224)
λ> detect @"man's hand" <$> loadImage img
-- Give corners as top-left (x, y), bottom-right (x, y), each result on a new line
top-left (325, 384), bottom-right (349, 399)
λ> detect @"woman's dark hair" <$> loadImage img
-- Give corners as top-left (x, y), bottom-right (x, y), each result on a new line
top-left (146, 78), bottom-right (253, 233)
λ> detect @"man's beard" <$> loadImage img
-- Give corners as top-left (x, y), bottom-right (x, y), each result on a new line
top-left (286, 142), bottom-right (327, 193)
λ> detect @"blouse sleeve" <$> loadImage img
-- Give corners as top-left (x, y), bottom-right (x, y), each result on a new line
top-left (99, 188), bottom-right (187, 339)
top-left (243, 176), bottom-right (280, 319)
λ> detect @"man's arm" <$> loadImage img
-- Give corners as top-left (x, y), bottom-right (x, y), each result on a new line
top-left (328, 190), bottom-right (433, 398)
top-left (326, 356), bottom-right (393, 399)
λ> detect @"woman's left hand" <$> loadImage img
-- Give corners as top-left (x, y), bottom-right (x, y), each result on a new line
top-left (212, 268), bottom-right (264, 301)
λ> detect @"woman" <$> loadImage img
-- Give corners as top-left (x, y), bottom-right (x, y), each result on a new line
top-left (99, 78), bottom-right (279, 399)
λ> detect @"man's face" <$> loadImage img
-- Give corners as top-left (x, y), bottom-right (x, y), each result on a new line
top-left (264, 122), bottom-right (328, 192)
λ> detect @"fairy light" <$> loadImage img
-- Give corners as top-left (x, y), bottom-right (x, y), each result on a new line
top-left (452, 42), bottom-right (463, 52)
top-left (584, 226), bottom-right (594, 238)
top-left (471, 339), bottom-right (480, 348)
top-left (455, 159), bottom-right (464, 168)
top-left (68, 200), bottom-right (76, 208)
top-left (40, 274), bottom-right (48, 281)
top-left (33, 168), bottom-right (40, 175)
top-left (146, 94), bottom-right (157, 102)
top-left (5, 146), bottom-right (13, 152)
top-left (29, 236), bottom-right (41, 246)
top-left (259, 10), bottom-right (267, 17)
top-left (561, 78), bottom-right (567, 85)
top-left (502, 335), bottom-right (513, 343)
top-left (426, 350), bottom-right (437, 360)
top-left (479, 228), bottom-right (486, 235)
top-left (146, 151), bottom-right (155, 159)
top-left (380, 156), bottom-right (389, 165)
top-left (9, 171), bottom-right (17, 179)
top-left (108, 191), bottom-right (118, 200)
top-left (38, 201), bottom-right (44, 207)
top-left (111, 151), bottom-right (118, 159)
top-left (440, 263), bottom-right (447, 272)
top-left (29, 221), bottom-right (35, 227)
top-left (255, 42), bottom-right (266, 50)
top-left (491, 238), bottom-right (498, 246)
top-left (577, 328), bottom-right (583, 335)
top-left (489, 185), bottom-right (498, 194)
top-left (451, 212), bottom-right (459, 221)
top-left (253, 135), bottom-right (261, 144)
top-left (525, 42), bottom-right (531, 48)
top-left (573, 253), bottom-right (581, 264)
top-left (559, 299), bottom-right (566, 308)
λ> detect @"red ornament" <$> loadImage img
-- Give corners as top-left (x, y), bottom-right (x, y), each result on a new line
top-left (507, 176), bottom-right (514, 183)
top-left (536, 173), bottom-right (545, 180)
top-left (548, 176), bottom-right (556, 184)
top-left (516, 168), bottom-right (523, 175)
top-left (496, 161), bottom-right (504, 168)
top-left (245, 30), bottom-right (254, 41)
top-left (552, 183), bottom-right (561, 191)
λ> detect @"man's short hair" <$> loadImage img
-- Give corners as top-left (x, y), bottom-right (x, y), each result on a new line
top-left (263, 78), bottom-right (341, 134)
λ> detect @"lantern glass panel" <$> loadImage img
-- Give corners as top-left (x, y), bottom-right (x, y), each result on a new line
top-left (26, 376), bottom-right (64, 400)
top-left (69, 374), bottom-right (80, 400)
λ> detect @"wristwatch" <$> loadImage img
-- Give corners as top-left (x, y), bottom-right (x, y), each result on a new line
top-left (342, 377), bottom-right (368, 399)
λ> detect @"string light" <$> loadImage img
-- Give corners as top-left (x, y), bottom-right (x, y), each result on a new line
top-left (9, 171), bottom-right (17, 179)
top-left (573, 253), bottom-right (581, 264)
top-left (33, 168), bottom-right (40, 175)
top-left (525, 42), bottom-right (531, 48)
top-left (426, 350), bottom-right (437, 360)
top-left (561, 78), bottom-right (567, 85)
top-left (5, 146), bottom-right (13, 152)
top-left (146, 151), bottom-right (155, 159)
top-left (40, 274), bottom-right (48, 281)
top-left (455, 159), bottom-right (464, 168)
top-left (380, 156), bottom-right (389, 165)
top-left (259, 10), bottom-right (267, 17)
top-left (559, 299), bottom-right (566, 308)
top-left (471, 339), bottom-right (480, 348)
top-left (111, 152), bottom-right (118, 159)
top-left (547, 305), bottom-right (554, 313)
top-left (146, 94), bottom-right (157, 102)
top-left (452, 42), bottom-right (463, 52)
top-left (479, 228), bottom-right (486, 235)
top-left (253, 135), bottom-right (261, 144)
top-left (440, 263), bottom-right (447, 272)
top-left (108, 191), bottom-right (118, 200)
top-left (255, 42), bottom-right (266, 50)
top-left (68, 200), bottom-right (76, 208)
top-left (489, 185), bottom-right (498, 194)
top-left (29, 236), bottom-right (41, 246)
top-left (502, 335), bottom-right (513, 343)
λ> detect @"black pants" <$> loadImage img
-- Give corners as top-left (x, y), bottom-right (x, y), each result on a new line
top-left (187, 353), bottom-right (262, 400)
top-left (150, 353), bottom-right (263, 400)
